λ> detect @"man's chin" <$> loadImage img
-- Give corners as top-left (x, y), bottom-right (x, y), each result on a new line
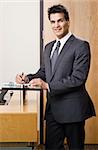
top-left (56, 34), bottom-right (63, 39)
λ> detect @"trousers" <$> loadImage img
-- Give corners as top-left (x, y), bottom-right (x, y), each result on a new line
top-left (45, 105), bottom-right (85, 150)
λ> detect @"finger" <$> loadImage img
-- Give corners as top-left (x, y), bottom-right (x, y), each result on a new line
top-left (16, 74), bottom-right (23, 84)
top-left (29, 79), bottom-right (37, 84)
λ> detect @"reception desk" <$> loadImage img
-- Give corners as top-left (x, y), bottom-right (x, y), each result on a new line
top-left (0, 85), bottom-right (44, 144)
top-left (1, 84), bottom-right (97, 145)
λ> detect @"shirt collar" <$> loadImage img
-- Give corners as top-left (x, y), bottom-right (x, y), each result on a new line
top-left (56, 31), bottom-right (72, 45)
top-left (50, 32), bottom-right (72, 58)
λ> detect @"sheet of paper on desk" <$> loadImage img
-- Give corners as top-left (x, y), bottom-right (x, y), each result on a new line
top-left (2, 82), bottom-right (22, 88)
top-left (2, 82), bottom-right (41, 89)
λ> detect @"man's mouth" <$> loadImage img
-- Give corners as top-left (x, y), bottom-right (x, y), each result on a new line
top-left (54, 29), bottom-right (61, 32)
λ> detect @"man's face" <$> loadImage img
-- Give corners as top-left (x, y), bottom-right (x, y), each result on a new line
top-left (50, 13), bottom-right (70, 39)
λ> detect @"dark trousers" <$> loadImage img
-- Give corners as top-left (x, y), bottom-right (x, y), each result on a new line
top-left (45, 106), bottom-right (85, 150)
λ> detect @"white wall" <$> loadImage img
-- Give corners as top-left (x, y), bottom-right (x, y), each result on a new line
top-left (0, 0), bottom-right (40, 84)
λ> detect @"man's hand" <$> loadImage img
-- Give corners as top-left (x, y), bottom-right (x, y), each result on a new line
top-left (29, 78), bottom-right (49, 90)
top-left (15, 73), bottom-right (29, 84)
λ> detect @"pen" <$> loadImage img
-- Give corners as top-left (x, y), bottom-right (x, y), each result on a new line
top-left (22, 72), bottom-right (24, 76)
top-left (21, 72), bottom-right (24, 81)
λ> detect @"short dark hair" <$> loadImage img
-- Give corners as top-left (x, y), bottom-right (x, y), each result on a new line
top-left (48, 4), bottom-right (69, 21)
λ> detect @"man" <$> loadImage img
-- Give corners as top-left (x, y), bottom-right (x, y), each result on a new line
top-left (16, 4), bottom-right (95, 150)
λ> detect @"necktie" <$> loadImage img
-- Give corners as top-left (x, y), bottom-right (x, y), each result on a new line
top-left (51, 41), bottom-right (61, 72)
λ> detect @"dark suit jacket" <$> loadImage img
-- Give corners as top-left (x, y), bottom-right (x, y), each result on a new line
top-left (27, 34), bottom-right (96, 123)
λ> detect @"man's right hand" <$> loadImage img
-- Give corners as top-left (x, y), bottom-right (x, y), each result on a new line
top-left (15, 73), bottom-right (29, 84)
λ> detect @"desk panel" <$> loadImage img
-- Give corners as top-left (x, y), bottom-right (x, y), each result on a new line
top-left (0, 90), bottom-right (40, 142)
top-left (0, 113), bottom-right (37, 142)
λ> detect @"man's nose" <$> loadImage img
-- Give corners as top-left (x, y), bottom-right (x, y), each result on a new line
top-left (54, 22), bottom-right (59, 28)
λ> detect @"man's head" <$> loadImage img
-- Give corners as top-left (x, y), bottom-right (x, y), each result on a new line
top-left (48, 4), bottom-right (70, 39)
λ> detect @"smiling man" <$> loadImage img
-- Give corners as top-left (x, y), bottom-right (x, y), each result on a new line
top-left (16, 4), bottom-right (95, 150)
top-left (49, 11), bottom-right (69, 39)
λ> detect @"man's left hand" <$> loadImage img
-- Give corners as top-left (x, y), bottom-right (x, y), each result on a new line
top-left (29, 78), bottom-right (49, 90)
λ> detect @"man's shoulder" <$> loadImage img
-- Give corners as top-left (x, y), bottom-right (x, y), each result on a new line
top-left (73, 34), bottom-right (89, 45)
top-left (45, 40), bottom-right (56, 48)
top-left (72, 35), bottom-right (90, 54)
top-left (43, 40), bottom-right (55, 55)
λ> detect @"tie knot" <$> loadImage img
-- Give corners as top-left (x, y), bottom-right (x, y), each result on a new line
top-left (56, 41), bottom-right (61, 48)
top-left (55, 41), bottom-right (61, 53)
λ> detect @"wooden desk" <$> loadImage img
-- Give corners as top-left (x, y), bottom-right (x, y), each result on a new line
top-left (0, 88), bottom-right (43, 143)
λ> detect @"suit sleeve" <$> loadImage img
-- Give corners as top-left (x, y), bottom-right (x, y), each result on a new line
top-left (49, 41), bottom-right (91, 96)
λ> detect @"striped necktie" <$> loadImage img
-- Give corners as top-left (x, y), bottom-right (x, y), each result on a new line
top-left (51, 41), bottom-right (61, 72)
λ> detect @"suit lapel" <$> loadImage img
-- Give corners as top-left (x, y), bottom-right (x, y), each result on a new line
top-left (50, 35), bottom-right (75, 81)
top-left (46, 41), bottom-right (55, 80)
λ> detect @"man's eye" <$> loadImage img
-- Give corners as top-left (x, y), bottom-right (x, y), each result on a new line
top-left (59, 19), bottom-right (64, 22)
top-left (51, 21), bottom-right (55, 24)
